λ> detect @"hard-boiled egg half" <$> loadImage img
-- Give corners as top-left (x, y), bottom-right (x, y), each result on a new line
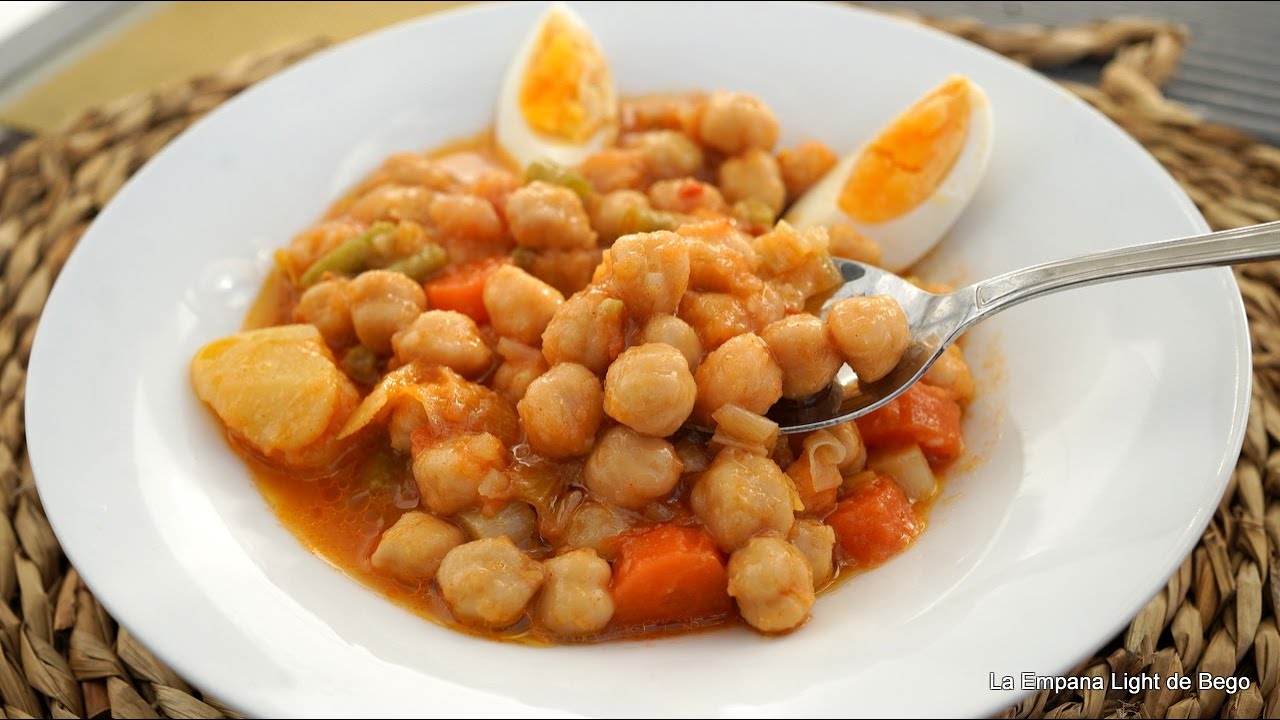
top-left (786, 76), bottom-right (992, 272)
top-left (496, 3), bottom-right (618, 169)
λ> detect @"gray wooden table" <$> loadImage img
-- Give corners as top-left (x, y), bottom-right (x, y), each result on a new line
top-left (2, 2), bottom-right (1275, 151)
top-left (870, 1), bottom-right (1280, 143)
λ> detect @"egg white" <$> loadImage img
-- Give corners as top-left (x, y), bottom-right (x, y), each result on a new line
top-left (786, 81), bottom-right (993, 272)
top-left (495, 2), bottom-right (618, 170)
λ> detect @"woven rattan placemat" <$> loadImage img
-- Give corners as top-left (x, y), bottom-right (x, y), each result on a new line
top-left (0, 12), bottom-right (1276, 719)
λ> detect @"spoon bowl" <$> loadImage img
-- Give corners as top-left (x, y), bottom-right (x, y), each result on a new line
top-left (772, 219), bottom-right (1280, 433)
top-left (768, 259), bottom-right (975, 433)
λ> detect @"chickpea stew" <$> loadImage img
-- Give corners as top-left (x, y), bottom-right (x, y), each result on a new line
top-left (191, 89), bottom-right (978, 642)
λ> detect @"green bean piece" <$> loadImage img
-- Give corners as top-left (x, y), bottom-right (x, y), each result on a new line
top-left (299, 222), bottom-right (394, 289)
top-left (511, 247), bottom-right (538, 270)
top-left (385, 244), bottom-right (448, 282)
top-left (524, 159), bottom-right (593, 200)
top-left (341, 345), bottom-right (381, 387)
top-left (732, 199), bottom-right (777, 230)
top-left (600, 298), bottom-right (625, 317)
top-left (620, 206), bottom-right (681, 234)
top-left (360, 446), bottom-right (405, 490)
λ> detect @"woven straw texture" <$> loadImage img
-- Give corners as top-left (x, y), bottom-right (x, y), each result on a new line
top-left (0, 11), bottom-right (1277, 719)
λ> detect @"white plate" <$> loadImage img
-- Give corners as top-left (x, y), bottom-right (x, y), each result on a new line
top-left (26, 1), bottom-right (1248, 717)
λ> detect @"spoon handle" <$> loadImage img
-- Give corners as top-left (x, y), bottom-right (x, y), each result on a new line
top-left (971, 220), bottom-right (1280, 316)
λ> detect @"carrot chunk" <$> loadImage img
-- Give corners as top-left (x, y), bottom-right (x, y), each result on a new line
top-left (826, 475), bottom-right (920, 567)
top-left (425, 257), bottom-right (508, 324)
top-left (856, 383), bottom-right (964, 462)
top-left (611, 525), bottom-right (731, 628)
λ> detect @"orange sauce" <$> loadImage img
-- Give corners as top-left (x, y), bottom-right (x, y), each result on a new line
top-left (223, 131), bottom-right (958, 644)
top-left (238, 421), bottom-right (945, 643)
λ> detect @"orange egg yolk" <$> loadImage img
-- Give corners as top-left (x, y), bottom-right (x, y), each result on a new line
top-left (838, 76), bottom-right (971, 223)
top-left (519, 14), bottom-right (611, 143)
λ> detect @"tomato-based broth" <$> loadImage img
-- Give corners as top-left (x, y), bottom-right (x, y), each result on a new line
top-left (194, 80), bottom-right (979, 644)
top-left (242, 418), bottom-right (944, 644)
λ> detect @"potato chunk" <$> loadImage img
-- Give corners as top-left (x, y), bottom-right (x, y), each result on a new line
top-left (371, 511), bottom-right (466, 581)
top-left (191, 324), bottom-right (357, 468)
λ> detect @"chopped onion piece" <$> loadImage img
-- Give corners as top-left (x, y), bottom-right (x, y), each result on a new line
top-left (828, 421), bottom-right (867, 472)
top-left (456, 502), bottom-right (538, 547)
top-left (867, 443), bottom-right (936, 501)
top-left (710, 404), bottom-right (780, 456)
top-left (801, 430), bottom-right (846, 492)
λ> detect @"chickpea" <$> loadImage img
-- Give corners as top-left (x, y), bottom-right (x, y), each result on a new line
top-left (468, 168), bottom-right (521, 208)
top-left (691, 240), bottom-right (757, 297)
top-left (608, 231), bottom-right (690, 317)
top-left (787, 519), bottom-right (836, 587)
top-left (754, 221), bottom-right (828, 277)
top-left (535, 548), bottom-right (615, 636)
top-left (492, 338), bottom-right (549, 403)
top-left (541, 287), bottom-right (627, 375)
top-left (680, 218), bottom-right (759, 268)
top-left (691, 448), bottom-right (795, 552)
top-left (648, 178), bottom-right (727, 215)
top-left (437, 537), bottom-right (544, 629)
top-left (349, 184), bottom-right (434, 225)
top-left (604, 344), bottom-right (697, 437)
top-left (923, 345), bottom-right (976, 404)
top-left (719, 149), bottom-right (786, 215)
top-left (518, 363), bottom-right (604, 458)
top-left (348, 270), bottom-right (428, 354)
top-left (590, 189), bottom-right (651, 242)
top-left (521, 247), bottom-right (603, 298)
top-left (777, 141), bottom-right (838, 198)
top-left (561, 501), bottom-right (636, 560)
top-left (696, 91), bottom-right (780, 155)
top-left (678, 292), bottom-right (754, 351)
top-left (741, 278), bottom-right (788, 327)
top-left (727, 536), bottom-right (814, 633)
top-left (429, 193), bottom-right (508, 263)
top-left (620, 92), bottom-right (703, 133)
top-left (377, 152), bottom-right (457, 190)
top-left (623, 130), bottom-right (704, 180)
top-left (392, 310), bottom-right (493, 378)
top-left (412, 432), bottom-right (508, 515)
top-left (826, 295), bottom-right (910, 383)
top-left (592, 250), bottom-right (614, 285)
top-left (760, 314), bottom-right (843, 399)
top-left (827, 224), bottom-right (883, 267)
top-left (579, 148), bottom-right (648, 193)
top-left (638, 314), bottom-right (703, 370)
top-left (584, 426), bottom-right (683, 509)
top-left (482, 265), bottom-right (564, 346)
top-left (693, 333), bottom-right (783, 423)
top-left (504, 181), bottom-right (597, 250)
top-left (370, 511), bottom-right (465, 581)
top-left (293, 279), bottom-right (354, 347)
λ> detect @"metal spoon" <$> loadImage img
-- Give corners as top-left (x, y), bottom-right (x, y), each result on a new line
top-left (771, 220), bottom-right (1280, 434)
